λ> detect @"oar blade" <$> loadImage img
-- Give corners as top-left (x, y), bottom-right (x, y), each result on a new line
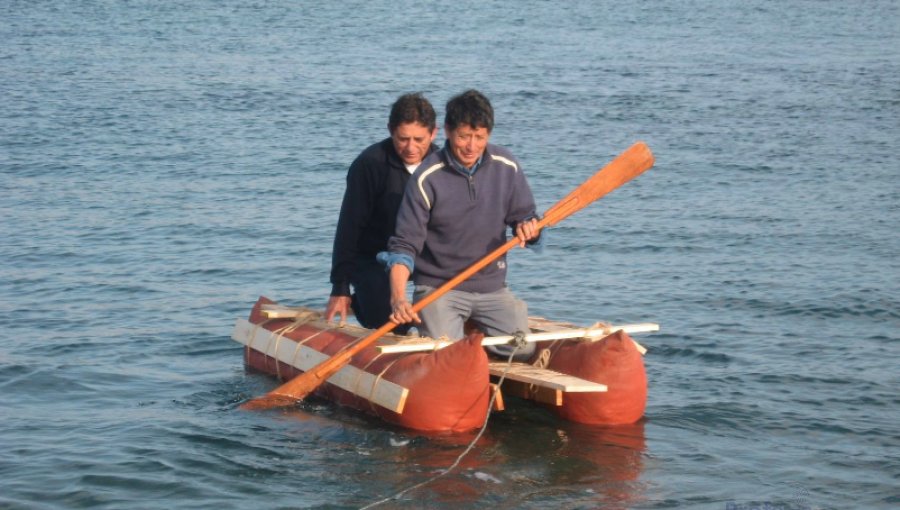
top-left (241, 324), bottom-right (394, 411)
top-left (239, 393), bottom-right (301, 411)
top-left (542, 141), bottom-right (654, 226)
top-left (240, 366), bottom-right (332, 410)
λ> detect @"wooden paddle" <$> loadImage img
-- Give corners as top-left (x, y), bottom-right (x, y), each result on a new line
top-left (241, 141), bottom-right (655, 411)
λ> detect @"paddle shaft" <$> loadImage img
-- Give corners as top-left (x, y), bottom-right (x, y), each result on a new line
top-left (242, 142), bottom-right (655, 409)
top-left (289, 233), bottom-right (525, 386)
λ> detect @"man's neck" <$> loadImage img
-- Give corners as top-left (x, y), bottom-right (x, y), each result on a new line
top-left (444, 145), bottom-right (483, 176)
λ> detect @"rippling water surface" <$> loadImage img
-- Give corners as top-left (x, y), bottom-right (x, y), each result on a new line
top-left (2, 1), bottom-right (898, 509)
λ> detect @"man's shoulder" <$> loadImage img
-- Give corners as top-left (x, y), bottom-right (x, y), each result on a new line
top-left (348, 138), bottom-right (400, 180)
top-left (354, 137), bottom-right (395, 162)
top-left (412, 151), bottom-right (447, 179)
top-left (484, 144), bottom-right (521, 172)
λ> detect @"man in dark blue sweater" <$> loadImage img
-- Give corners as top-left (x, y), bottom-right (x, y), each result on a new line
top-left (380, 90), bottom-right (541, 358)
top-left (325, 93), bottom-right (438, 330)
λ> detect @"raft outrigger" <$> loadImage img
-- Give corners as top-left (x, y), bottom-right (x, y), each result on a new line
top-left (232, 296), bottom-right (657, 432)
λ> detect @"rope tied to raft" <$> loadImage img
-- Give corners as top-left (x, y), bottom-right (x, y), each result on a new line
top-left (253, 312), bottom-right (339, 382)
top-left (510, 329), bottom-right (528, 349)
top-left (359, 341), bottom-right (523, 510)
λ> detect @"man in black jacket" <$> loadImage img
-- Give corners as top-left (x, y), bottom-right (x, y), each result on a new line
top-left (325, 93), bottom-right (438, 331)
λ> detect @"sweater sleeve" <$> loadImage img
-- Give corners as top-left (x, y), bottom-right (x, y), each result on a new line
top-left (386, 163), bottom-right (434, 261)
top-left (503, 155), bottom-right (543, 247)
top-left (504, 156), bottom-right (538, 227)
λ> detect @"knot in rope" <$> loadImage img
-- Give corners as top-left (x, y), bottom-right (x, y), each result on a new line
top-left (510, 330), bottom-right (528, 350)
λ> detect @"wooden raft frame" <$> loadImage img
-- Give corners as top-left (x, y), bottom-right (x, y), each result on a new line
top-left (489, 315), bottom-right (639, 408)
top-left (489, 361), bottom-right (607, 408)
top-left (231, 318), bottom-right (409, 414)
top-left (250, 304), bottom-right (658, 411)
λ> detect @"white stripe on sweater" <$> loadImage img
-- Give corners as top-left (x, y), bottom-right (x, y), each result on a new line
top-left (416, 162), bottom-right (445, 210)
top-left (490, 154), bottom-right (518, 172)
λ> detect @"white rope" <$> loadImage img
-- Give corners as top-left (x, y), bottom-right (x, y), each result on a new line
top-left (359, 340), bottom-right (523, 510)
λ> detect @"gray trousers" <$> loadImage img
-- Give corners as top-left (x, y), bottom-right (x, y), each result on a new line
top-left (412, 285), bottom-right (535, 360)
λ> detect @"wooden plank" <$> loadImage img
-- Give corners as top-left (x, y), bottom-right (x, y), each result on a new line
top-left (376, 323), bottom-right (658, 354)
top-left (529, 317), bottom-right (651, 355)
top-left (260, 308), bottom-right (315, 320)
top-left (259, 304), bottom-right (322, 320)
top-left (527, 316), bottom-right (580, 331)
top-left (490, 383), bottom-right (505, 412)
top-left (258, 305), bottom-right (407, 340)
top-left (488, 362), bottom-right (607, 393)
top-left (263, 304), bottom-right (655, 355)
top-left (496, 379), bottom-right (563, 406)
top-left (231, 318), bottom-right (409, 414)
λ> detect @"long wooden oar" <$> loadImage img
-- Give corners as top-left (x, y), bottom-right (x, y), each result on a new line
top-left (241, 141), bottom-right (655, 411)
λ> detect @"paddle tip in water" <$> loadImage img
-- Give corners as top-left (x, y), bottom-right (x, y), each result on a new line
top-left (239, 392), bottom-right (304, 411)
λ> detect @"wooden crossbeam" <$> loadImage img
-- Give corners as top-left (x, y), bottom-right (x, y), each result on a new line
top-left (376, 323), bottom-right (657, 354)
top-left (261, 304), bottom-right (655, 355)
top-left (231, 318), bottom-right (409, 413)
top-left (497, 379), bottom-right (563, 406)
top-left (528, 317), bottom-right (651, 355)
top-left (488, 362), bottom-right (607, 393)
top-left (259, 304), bottom-right (322, 320)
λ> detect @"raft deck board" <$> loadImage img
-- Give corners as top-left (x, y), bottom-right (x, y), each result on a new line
top-left (232, 318), bottom-right (409, 414)
top-left (264, 304), bottom-right (652, 355)
top-left (488, 362), bottom-right (607, 393)
top-left (528, 316), bottom-right (649, 355)
top-left (375, 323), bottom-right (656, 354)
top-left (499, 380), bottom-right (563, 406)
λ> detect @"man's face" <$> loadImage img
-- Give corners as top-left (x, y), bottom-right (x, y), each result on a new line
top-left (391, 122), bottom-right (437, 166)
top-left (446, 124), bottom-right (490, 169)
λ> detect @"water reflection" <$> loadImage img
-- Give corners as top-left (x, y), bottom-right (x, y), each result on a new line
top-left (370, 428), bottom-right (500, 506)
top-left (552, 419), bottom-right (647, 509)
top-left (354, 407), bottom-right (647, 508)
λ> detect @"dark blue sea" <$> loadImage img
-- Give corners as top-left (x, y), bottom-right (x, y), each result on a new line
top-left (2, 1), bottom-right (898, 509)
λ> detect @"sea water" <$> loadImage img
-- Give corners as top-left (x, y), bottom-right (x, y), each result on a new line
top-left (1, 1), bottom-right (898, 508)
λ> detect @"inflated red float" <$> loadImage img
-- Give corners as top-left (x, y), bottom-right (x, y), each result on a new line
top-left (526, 331), bottom-right (647, 425)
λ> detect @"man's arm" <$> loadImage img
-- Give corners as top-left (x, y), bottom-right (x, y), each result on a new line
top-left (327, 153), bottom-right (377, 322)
top-left (387, 263), bottom-right (420, 325)
top-left (380, 160), bottom-right (437, 325)
top-left (504, 154), bottom-right (542, 248)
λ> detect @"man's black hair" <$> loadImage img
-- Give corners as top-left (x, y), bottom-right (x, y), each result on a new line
top-left (389, 92), bottom-right (436, 132)
top-left (444, 89), bottom-right (494, 132)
